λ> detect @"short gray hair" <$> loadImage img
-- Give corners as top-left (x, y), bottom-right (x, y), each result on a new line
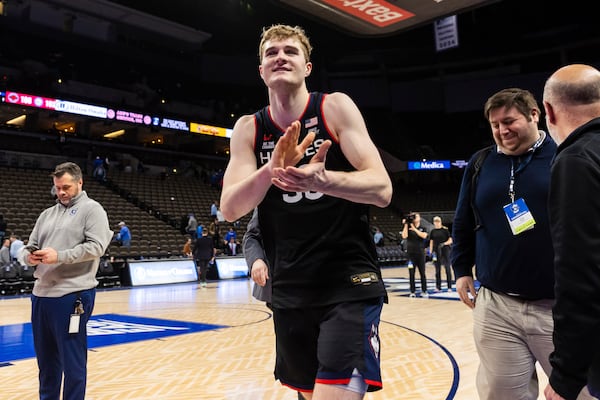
top-left (51, 162), bottom-right (82, 181)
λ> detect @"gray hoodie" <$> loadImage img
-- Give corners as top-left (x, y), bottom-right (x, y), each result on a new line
top-left (19, 190), bottom-right (113, 297)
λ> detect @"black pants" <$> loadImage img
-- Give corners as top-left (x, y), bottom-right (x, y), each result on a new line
top-left (434, 245), bottom-right (453, 290)
top-left (194, 259), bottom-right (210, 282)
top-left (407, 251), bottom-right (427, 293)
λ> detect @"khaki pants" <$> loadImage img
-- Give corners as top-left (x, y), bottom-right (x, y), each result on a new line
top-left (473, 287), bottom-right (593, 400)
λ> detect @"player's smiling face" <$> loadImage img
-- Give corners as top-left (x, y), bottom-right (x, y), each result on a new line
top-left (259, 37), bottom-right (311, 89)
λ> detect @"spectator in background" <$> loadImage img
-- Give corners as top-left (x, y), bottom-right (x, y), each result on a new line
top-left (224, 227), bottom-right (237, 245)
top-left (216, 207), bottom-right (225, 223)
top-left (243, 208), bottom-right (271, 305)
top-left (373, 227), bottom-right (384, 247)
top-left (208, 217), bottom-right (221, 250)
top-left (401, 212), bottom-right (428, 298)
top-left (114, 221), bottom-right (131, 248)
top-left (450, 88), bottom-right (586, 400)
top-left (210, 201), bottom-right (218, 219)
top-left (208, 169), bottom-right (224, 188)
top-left (9, 233), bottom-right (24, 262)
top-left (542, 64), bottom-right (600, 400)
top-left (0, 237), bottom-right (10, 265)
top-left (103, 156), bottom-right (110, 174)
top-left (193, 229), bottom-right (215, 288)
top-left (182, 237), bottom-right (192, 258)
top-left (17, 161), bottom-right (112, 400)
top-left (0, 214), bottom-right (7, 240)
top-left (428, 216), bottom-right (453, 292)
top-left (186, 213), bottom-right (198, 238)
top-left (92, 156), bottom-right (106, 182)
top-left (225, 237), bottom-right (238, 256)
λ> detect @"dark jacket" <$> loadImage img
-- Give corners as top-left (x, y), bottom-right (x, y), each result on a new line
top-left (193, 234), bottom-right (214, 261)
top-left (451, 132), bottom-right (556, 299)
top-left (548, 118), bottom-right (600, 399)
top-left (243, 208), bottom-right (271, 303)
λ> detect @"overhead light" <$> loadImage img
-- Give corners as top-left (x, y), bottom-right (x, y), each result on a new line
top-left (53, 121), bottom-right (76, 132)
top-left (7, 114), bottom-right (26, 126)
top-left (104, 129), bottom-right (125, 138)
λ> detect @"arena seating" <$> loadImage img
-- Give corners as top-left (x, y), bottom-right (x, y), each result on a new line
top-left (0, 165), bottom-right (197, 261)
top-left (107, 169), bottom-right (229, 234)
top-left (0, 151), bottom-right (459, 293)
top-left (376, 245), bottom-right (408, 266)
top-left (0, 261), bottom-right (22, 295)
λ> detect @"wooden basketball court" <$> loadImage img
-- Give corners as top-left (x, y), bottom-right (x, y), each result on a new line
top-left (0, 265), bottom-right (548, 400)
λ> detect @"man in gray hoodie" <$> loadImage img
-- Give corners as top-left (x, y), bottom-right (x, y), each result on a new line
top-left (19, 161), bottom-right (113, 400)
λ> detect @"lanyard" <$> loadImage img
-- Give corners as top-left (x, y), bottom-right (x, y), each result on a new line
top-left (508, 132), bottom-right (544, 203)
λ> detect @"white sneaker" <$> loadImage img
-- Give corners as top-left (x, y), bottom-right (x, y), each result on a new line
top-left (447, 288), bottom-right (453, 293)
top-left (422, 291), bottom-right (429, 298)
top-left (409, 293), bottom-right (416, 298)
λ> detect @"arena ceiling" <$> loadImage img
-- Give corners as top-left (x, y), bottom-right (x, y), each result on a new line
top-left (0, 0), bottom-right (599, 159)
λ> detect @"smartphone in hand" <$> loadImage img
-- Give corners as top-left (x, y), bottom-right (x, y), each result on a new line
top-left (24, 244), bottom-right (40, 252)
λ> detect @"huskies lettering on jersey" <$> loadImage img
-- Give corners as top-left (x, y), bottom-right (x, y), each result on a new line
top-left (259, 138), bottom-right (327, 166)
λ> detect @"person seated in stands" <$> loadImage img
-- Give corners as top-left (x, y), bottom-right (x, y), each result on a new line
top-left (225, 237), bottom-right (238, 256)
top-left (373, 227), bottom-right (384, 247)
top-left (224, 227), bottom-right (237, 245)
top-left (182, 237), bottom-right (193, 258)
top-left (113, 221), bottom-right (131, 248)
top-left (0, 238), bottom-right (10, 265)
top-left (9, 233), bottom-right (24, 262)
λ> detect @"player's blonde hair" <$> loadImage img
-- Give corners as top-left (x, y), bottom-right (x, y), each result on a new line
top-left (258, 24), bottom-right (313, 63)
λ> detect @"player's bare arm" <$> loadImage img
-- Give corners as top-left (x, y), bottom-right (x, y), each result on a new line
top-left (220, 115), bottom-right (274, 222)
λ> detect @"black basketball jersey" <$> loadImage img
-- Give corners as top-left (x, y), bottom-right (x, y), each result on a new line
top-left (253, 92), bottom-right (387, 308)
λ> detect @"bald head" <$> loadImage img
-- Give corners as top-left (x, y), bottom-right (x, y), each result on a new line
top-left (543, 64), bottom-right (600, 144)
top-left (544, 64), bottom-right (600, 106)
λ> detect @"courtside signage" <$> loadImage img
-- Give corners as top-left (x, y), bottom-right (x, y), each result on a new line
top-left (408, 160), bottom-right (451, 170)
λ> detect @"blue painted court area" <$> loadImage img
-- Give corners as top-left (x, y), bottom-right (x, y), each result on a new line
top-left (0, 314), bottom-right (228, 364)
top-left (384, 277), bottom-right (480, 300)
